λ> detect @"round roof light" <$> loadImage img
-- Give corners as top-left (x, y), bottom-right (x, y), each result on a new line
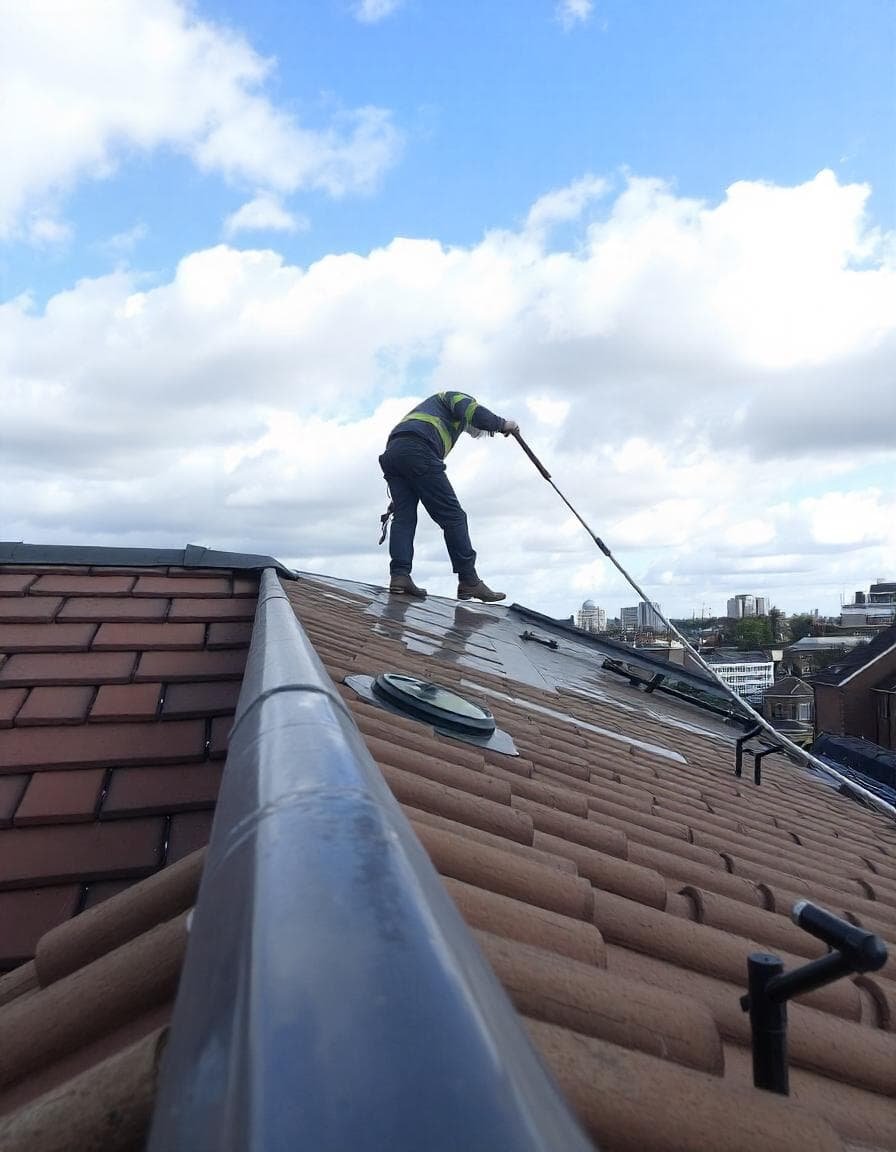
top-left (372, 673), bottom-right (496, 734)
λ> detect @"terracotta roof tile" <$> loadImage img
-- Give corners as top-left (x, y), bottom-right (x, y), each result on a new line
top-left (0, 598), bottom-right (63, 623)
top-left (160, 680), bottom-right (242, 718)
top-left (0, 623), bottom-right (97, 652)
top-left (167, 596), bottom-right (256, 622)
top-left (14, 686), bottom-right (95, 726)
top-left (29, 575), bottom-right (136, 597)
top-left (132, 575), bottom-right (231, 597)
top-left (165, 810), bottom-right (214, 863)
top-left (0, 887), bottom-right (80, 968)
top-left (206, 620), bottom-right (253, 648)
top-left (0, 690), bottom-right (28, 729)
top-left (0, 651), bottom-right (137, 688)
top-left (56, 596), bottom-right (170, 622)
top-left (89, 682), bottom-right (162, 722)
top-left (0, 915), bottom-right (185, 1116)
top-left (102, 762), bottom-right (222, 817)
top-left (0, 575), bottom-right (36, 596)
top-left (0, 819), bottom-right (165, 889)
top-left (134, 647), bottom-right (246, 681)
top-left (81, 879), bottom-right (138, 911)
top-left (0, 718), bottom-right (207, 771)
top-left (527, 1018), bottom-right (844, 1152)
top-left (0, 777), bottom-right (27, 827)
top-left (92, 622), bottom-right (206, 650)
top-left (14, 769), bottom-right (106, 827)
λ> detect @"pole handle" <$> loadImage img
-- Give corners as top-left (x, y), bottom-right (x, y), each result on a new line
top-left (513, 431), bottom-right (551, 480)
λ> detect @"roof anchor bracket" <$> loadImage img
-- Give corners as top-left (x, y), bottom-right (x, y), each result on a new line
top-left (740, 902), bottom-right (887, 1095)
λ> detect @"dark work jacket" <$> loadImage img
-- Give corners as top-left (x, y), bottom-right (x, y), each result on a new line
top-left (387, 392), bottom-right (505, 459)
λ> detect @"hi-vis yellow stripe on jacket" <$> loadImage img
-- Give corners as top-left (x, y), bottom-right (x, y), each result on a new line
top-left (388, 392), bottom-right (504, 458)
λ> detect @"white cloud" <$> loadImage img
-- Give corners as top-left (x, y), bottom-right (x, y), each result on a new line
top-left (353, 0), bottom-right (405, 22)
top-left (556, 0), bottom-right (594, 30)
top-left (2, 171), bottom-right (894, 618)
top-left (25, 215), bottom-right (72, 247)
top-left (224, 194), bottom-right (306, 237)
top-left (0, 0), bottom-right (402, 240)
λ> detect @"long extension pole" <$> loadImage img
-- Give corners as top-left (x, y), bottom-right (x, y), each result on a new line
top-left (512, 431), bottom-right (896, 821)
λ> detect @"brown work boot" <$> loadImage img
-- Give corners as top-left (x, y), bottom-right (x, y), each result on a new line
top-left (389, 572), bottom-right (427, 598)
top-left (457, 578), bottom-right (505, 603)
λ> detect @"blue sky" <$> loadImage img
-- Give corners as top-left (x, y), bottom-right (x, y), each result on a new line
top-left (2, 0), bottom-right (895, 618)
top-left (5, 0), bottom-right (893, 302)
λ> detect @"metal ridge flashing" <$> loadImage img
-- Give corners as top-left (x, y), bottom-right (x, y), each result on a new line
top-left (149, 570), bottom-right (592, 1152)
top-left (0, 541), bottom-right (297, 577)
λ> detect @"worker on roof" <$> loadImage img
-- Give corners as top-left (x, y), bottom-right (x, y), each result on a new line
top-left (379, 391), bottom-right (519, 602)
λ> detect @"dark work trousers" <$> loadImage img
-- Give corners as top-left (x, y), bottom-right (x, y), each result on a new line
top-left (379, 434), bottom-right (478, 582)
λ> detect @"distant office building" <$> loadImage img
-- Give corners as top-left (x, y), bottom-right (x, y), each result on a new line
top-left (620, 606), bottom-right (639, 633)
top-left (576, 600), bottom-right (606, 633)
top-left (840, 581), bottom-right (896, 630)
top-left (727, 594), bottom-right (767, 619)
top-left (638, 601), bottom-right (664, 632)
top-left (704, 649), bottom-right (774, 704)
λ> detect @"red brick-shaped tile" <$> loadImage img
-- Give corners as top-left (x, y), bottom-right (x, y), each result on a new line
top-left (207, 621), bottom-right (252, 649)
top-left (30, 574), bottom-right (137, 596)
top-left (0, 886), bottom-right (80, 967)
top-left (166, 810), bottom-right (215, 863)
top-left (0, 651), bottom-right (136, 687)
top-left (14, 768), bottom-right (106, 825)
top-left (92, 622), bottom-right (206, 651)
top-left (233, 576), bottom-right (259, 597)
top-left (0, 818), bottom-right (165, 887)
top-left (0, 574), bottom-right (36, 596)
top-left (0, 597), bottom-right (63, 623)
top-left (103, 762), bottom-right (223, 817)
top-left (57, 597), bottom-right (170, 622)
top-left (133, 576), bottom-right (231, 597)
top-left (90, 682), bottom-right (162, 723)
top-left (0, 719), bottom-right (207, 772)
top-left (167, 598), bottom-right (256, 622)
top-left (0, 623), bottom-right (97, 653)
top-left (0, 776), bottom-right (28, 826)
top-left (15, 686), bottom-right (95, 726)
top-left (0, 689), bottom-right (28, 728)
top-left (162, 681), bottom-right (241, 718)
top-left (135, 649), bottom-right (246, 682)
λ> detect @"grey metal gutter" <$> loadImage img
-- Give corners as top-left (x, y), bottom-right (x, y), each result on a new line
top-left (0, 541), bottom-right (296, 578)
top-left (148, 569), bottom-right (593, 1152)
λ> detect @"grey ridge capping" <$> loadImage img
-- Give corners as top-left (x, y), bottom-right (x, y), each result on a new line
top-left (0, 541), bottom-right (297, 578)
top-left (149, 569), bottom-right (593, 1152)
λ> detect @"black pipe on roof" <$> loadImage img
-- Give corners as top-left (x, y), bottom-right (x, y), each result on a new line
top-left (148, 569), bottom-right (592, 1152)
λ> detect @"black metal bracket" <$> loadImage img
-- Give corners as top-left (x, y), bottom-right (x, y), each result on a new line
top-left (740, 901), bottom-right (888, 1094)
top-left (752, 742), bottom-right (785, 785)
top-left (735, 725), bottom-right (763, 777)
top-left (520, 630), bottom-right (559, 650)
top-left (734, 727), bottom-right (786, 785)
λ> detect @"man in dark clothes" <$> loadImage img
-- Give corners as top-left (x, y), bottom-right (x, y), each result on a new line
top-left (379, 391), bottom-right (519, 602)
